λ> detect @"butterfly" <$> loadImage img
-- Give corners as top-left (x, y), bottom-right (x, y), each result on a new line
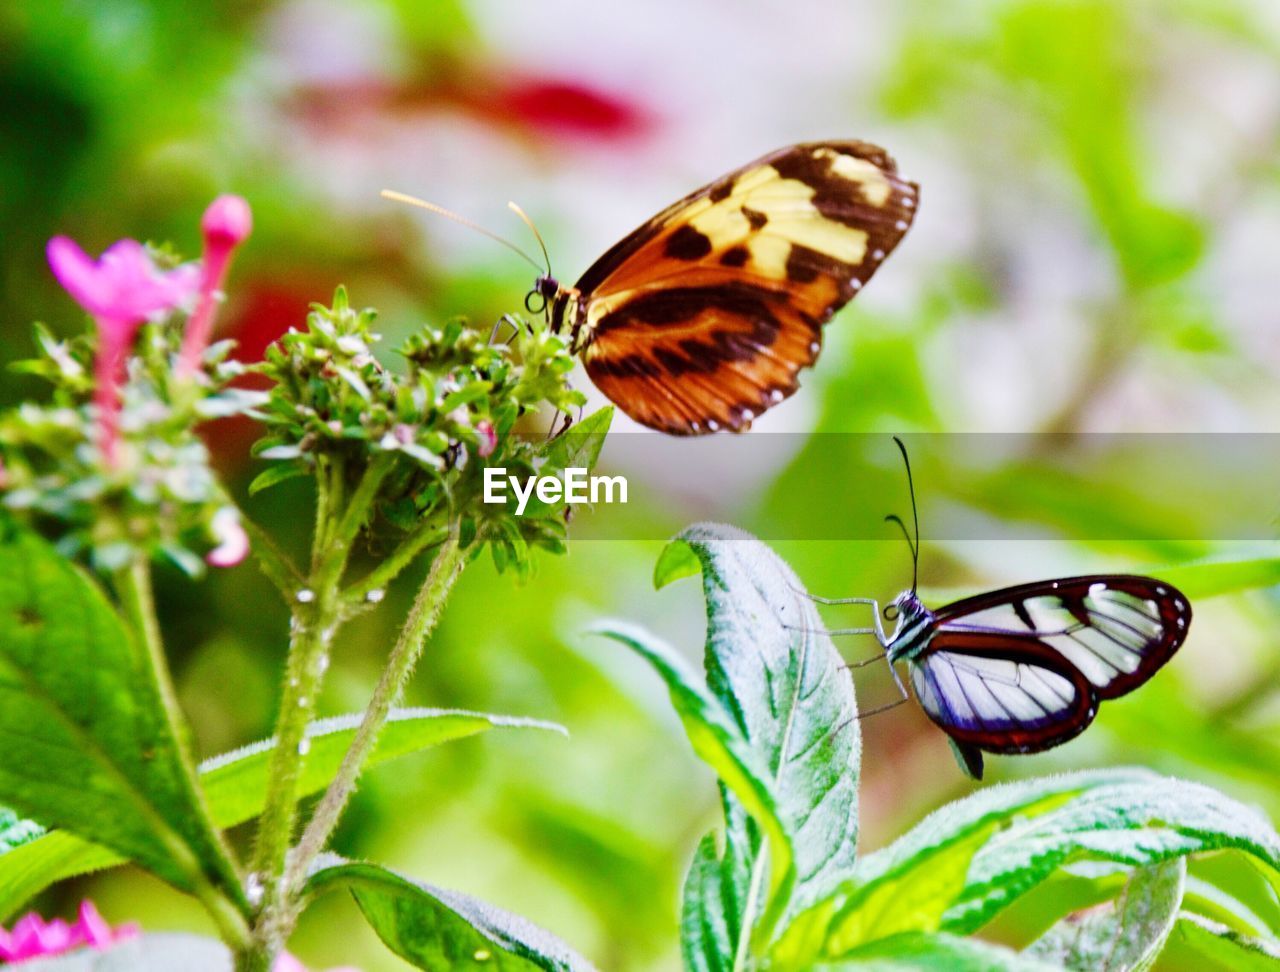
top-left (522, 140), bottom-right (918, 435)
top-left (810, 440), bottom-right (1191, 779)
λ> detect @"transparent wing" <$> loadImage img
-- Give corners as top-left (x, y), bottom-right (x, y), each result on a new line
top-left (933, 575), bottom-right (1191, 699)
top-left (909, 638), bottom-right (1097, 754)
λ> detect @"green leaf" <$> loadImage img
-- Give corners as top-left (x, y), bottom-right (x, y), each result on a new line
top-left (199, 708), bottom-right (565, 829)
top-left (823, 769), bottom-right (1152, 947)
top-left (814, 931), bottom-right (1059, 971)
top-left (824, 769), bottom-right (1280, 955)
top-left (603, 522), bottom-right (860, 959)
top-left (0, 708), bottom-right (562, 921)
top-left (671, 524), bottom-right (862, 933)
top-left (540, 406), bottom-right (613, 473)
top-left (0, 525), bottom-right (244, 908)
top-left (1174, 912), bottom-right (1280, 970)
top-left (0, 833), bottom-right (121, 923)
top-left (518, 407), bottom-right (614, 517)
top-left (681, 833), bottom-right (735, 972)
top-left (652, 539), bottom-right (700, 589)
top-left (1026, 859), bottom-right (1186, 971)
top-left (19, 933), bottom-right (230, 970)
top-left (1182, 873), bottom-right (1279, 938)
top-left (247, 462), bottom-right (309, 496)
top-left (1148, 556), bottom-right (1280, 599)
top-left (592, 620), bottom-right (786, 944)
top-left (306, 857), bottom-right (597, 971)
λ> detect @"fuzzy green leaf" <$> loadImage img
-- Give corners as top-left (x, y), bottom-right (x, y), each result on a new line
top-left (0, 709), bottom-right (560, 920)
top-left (682, 833), bottom-right (736, 972)
top-left (822, 769), bottom-right (1158, 948)
top-left (1174, 913), bottom-right (1280, 970)
top-left (306, 857), bottom-right (597, 971)
top-left (604, 522), bottom-right (859, 960)
top-left (1026, 859), bottom-right (1186, 971)
top-left (814, 931), bottom-right (1059, 971)
top-left (0, 525), bottom-right (244, 909)
top-left (824, 769), bottom-right (1280, 956)
top-left (592, 620), bottom-right (785, 941)
top-left (668, 524), bottom-right (861, 933)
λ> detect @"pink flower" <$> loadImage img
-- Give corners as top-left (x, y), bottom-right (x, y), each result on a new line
top-left (273, 952), bottom-right (361, 972)
top-left (475, 419), bottom-right (497, 458)
top-left (47, 237), bottom-right (200, 467)
top-left (207, 506), bottom-right (250, 568)
top-left (47, 237), bottom-right (199, 327)
top-left (180, 194), bottom-right (253, 375)
top-left (0, 901), bottom-right (138, 963)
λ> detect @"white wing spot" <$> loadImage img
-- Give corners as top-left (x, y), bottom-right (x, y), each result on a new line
top-left (850, 279), bottom-right (862, 290)
top-left (809, 341), bottom-right (820, 353)
top-left (1156, 586), bottom-right (1167, 595)
top-left (770, 389), bottom-right (784, 403)
top-left (707, 419), bottom-right (720, 432)
top-left (902, 196), bottom-right (915, 208)
top-left (895, 220), bottom-right (909, 230)
top-left (740, 408), bottom-right (755, 421)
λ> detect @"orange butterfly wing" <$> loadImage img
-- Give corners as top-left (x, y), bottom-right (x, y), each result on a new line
top-left (562, 141), bottom-right (918, 434)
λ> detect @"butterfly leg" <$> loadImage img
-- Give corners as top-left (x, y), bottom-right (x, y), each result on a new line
top-left (488, 314), bottom-right (523, 346)
top-left (783, 623), bottom-right (877, 637)
top-left (798, 593), bottom-right (879, 607)
top-left (855, 661), bottom-right (911, 721)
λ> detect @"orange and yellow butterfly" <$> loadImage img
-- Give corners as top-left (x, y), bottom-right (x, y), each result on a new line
top-left (392, 140), bottom-right (918, 435)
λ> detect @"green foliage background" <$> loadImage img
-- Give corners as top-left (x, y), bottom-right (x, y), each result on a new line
top-left (0, 1), bottom-right (1277, 968)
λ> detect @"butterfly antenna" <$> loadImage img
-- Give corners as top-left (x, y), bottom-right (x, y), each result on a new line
top-left (884, 514), bottom-right (918, 592)
top-left (890, 435), bottom-right (921, 592)
top-left (508, 201), bottom-right (552, 278)
top-left (380, 189), bottom-right (545, 273)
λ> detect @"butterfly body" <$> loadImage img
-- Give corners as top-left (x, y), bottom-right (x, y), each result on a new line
top-left (873, 576), bottom-right (1191, 778)
top-left (543, 141), bottom-right (918, 435)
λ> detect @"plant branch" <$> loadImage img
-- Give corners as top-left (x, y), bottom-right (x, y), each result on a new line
top-left (283, 530), bottom-right (465, 903)
top-left (342, 518), bottom-right (450, 611)
top-left (248, 450), bottom-right (395, 956)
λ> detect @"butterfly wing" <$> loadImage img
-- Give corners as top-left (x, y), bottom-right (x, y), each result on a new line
top-left (569, 141), bottom-right (918, 434)
top-left (908, 576), bottom-right (1190, 759)
top-left (909, 635), bottom-right (1098, 756)
top-left (933, 575), bottom-right (1191, 700)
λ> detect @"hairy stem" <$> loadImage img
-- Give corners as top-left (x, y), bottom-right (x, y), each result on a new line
top-left (342, 519), bottom-right (449, 610)
top-left (282, 530), bottom-right (464, 904)
top-left (247, 451), bottom-right (395, 960)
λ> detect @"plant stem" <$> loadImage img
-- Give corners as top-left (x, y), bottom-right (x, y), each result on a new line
top-left (283, 530), bottom-right (464, 903)
top-left (342, 519), bottom-right (449, 610)
top-left (247, 451), bottom-right (395, 960)
top-left (116, 558), bottom-right (251, 949)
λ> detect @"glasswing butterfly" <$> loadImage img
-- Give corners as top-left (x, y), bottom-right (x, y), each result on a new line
top-left (808, 439), bottom-right (1192, 779)
top-left (387, 140), bottom-right (918, 436)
